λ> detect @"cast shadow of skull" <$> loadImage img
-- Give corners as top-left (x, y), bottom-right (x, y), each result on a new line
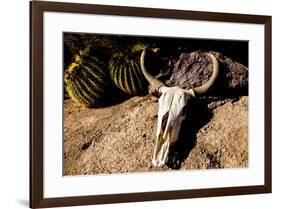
top-left (166, 99), bottom-right (213, 169)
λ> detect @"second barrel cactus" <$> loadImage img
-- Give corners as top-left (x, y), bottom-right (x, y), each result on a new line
top-left (108, 44), bottom-right (159, 96)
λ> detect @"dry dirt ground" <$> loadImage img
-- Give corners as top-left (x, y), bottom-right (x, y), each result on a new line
top-left (64, 95), bottom-right (248, 175)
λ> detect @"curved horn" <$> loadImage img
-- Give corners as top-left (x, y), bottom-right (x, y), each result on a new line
top-left (140, 48), bottom-right (164, 92)
top-left (193, 53), bottom-right (219, 95)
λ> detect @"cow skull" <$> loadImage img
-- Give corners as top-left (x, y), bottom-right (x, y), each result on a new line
top-left (140, 48), bottom-right (219, 167)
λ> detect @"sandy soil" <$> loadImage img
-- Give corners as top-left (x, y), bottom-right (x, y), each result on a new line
top-left (63, 95), bottom-right (248, 175)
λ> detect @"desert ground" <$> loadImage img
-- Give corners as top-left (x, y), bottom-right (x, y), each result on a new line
top-left (64, 95), bottom-right (248, 175)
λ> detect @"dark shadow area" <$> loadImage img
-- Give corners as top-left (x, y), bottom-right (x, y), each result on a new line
top-left (94, 86), bottom-right (131, 108)
top-left (166, 99), bottom-right (213, 169)
top-left (157, 38), bottom-right (248, 67)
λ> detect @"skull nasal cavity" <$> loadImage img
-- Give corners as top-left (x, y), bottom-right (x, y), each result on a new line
top-left (161, 112), bottom-right (169, 131)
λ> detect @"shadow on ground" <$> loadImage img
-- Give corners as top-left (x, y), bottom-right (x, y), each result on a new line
top-left (167, 100), bottom-right (213, 169)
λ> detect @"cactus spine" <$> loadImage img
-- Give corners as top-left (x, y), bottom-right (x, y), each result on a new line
top-left (64, 49), bottom-right (110, 107)
top-left (108, 44), bottom-right (150, 95)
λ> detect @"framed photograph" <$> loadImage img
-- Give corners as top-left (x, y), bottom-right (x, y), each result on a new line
top-left (30, 0), bottom-right (272, 208)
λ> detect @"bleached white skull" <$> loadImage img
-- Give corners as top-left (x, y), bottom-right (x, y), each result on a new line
top-left (140, 48), bottom-right (219, 167)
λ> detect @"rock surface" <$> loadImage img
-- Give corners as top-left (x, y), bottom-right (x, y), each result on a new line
top-left (64, 95), bottom-right (248, 175)
top-left (161, 51), bottom-right (248, 96)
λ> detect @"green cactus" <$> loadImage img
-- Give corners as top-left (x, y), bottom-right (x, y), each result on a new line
top-left (64, 53), bottom-right (110, 107)
top-left (109, 53), bottom-right (147, 95)
top-left (108, 44), bottom-right (152, 96)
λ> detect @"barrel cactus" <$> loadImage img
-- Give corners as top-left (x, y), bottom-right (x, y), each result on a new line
top-left (64, 53), bottom-right (110, 107)
top-left (108, 44), bottom-right (158, 95)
